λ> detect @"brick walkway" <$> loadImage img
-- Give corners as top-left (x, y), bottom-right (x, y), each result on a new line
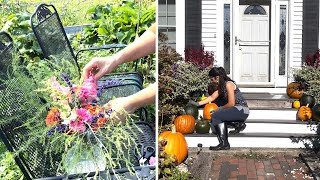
top-left (208, 155), bottom-right (314, 180)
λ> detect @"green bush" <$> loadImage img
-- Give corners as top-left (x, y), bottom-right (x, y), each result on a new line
top-left (76, 0), bottom-right (156, 46)
top-left (158, 33), bottom-right (212, 125)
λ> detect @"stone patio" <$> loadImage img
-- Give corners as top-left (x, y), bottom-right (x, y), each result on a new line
top-left (185, 148), bottom-right (317, 180)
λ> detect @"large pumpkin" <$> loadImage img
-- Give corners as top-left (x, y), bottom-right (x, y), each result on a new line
top-left (203, 103), bottom-right (218, 120)
top-left (195, 119), bottom-right (211, 134)
top-left (159, 125), bottom-right (188, 164)
top-left (312, 104), bottom-right (320, 121)
top-left (184, 104), bottom-right (199, 119)
top-left (174, 115), bottom-right (196, 134)
top-left (297, 104), bottom-right (312, 121)
top-left (287, 82), bottom-right (304, 99)
top-left (300, 94), bottom-right (315, 108)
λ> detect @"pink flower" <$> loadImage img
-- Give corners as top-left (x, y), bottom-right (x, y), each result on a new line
top-left (76, 108), bottom-right (92, 123)
top-left (69, 120), bottom-right (86, 133)
top-left (148, 156), bottom-right (157, 166)
top-left (78, 75), bottom-right (97, 103)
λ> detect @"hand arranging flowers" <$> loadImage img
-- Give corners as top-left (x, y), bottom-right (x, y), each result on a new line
top-left (0, 58), bottom-right (156, 178)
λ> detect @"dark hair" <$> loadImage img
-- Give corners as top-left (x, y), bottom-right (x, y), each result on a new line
top-left (208, 67), bottom-right (232, 98)
top-left (208, 83), bottom-right (217, 95)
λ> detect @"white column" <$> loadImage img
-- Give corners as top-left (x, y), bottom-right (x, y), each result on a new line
top-left (176, 0), bottom-right (185, 57)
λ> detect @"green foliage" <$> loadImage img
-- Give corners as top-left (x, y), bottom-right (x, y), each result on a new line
top-left (158, 33), bottom-right (211, 125)
top-left (293, 65), bottom-right (320, 104)
top-left (0, 151), bottom-right (24, 180)
top-left (77, 0), bottom-right (156, 45)
top-left (1, 13), bottom-right (42, 61)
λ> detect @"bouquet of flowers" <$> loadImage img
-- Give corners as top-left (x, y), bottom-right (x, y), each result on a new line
top-left (44, 73), bottom-right (119, 135)
top-left (0, 58), bottom-right (155, 178)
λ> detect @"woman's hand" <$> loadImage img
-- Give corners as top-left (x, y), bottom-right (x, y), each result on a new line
top-left (103, 97), bottom-right (134, 123)
top-left (82, 56), bottom-right (120, 81)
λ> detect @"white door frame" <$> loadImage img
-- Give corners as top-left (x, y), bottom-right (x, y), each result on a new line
top-left (274, 0), bottom-right (289, 87)
top-left (232, 0), bottom-right (276, 87)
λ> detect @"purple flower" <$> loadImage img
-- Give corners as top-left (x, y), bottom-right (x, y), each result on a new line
top-left (97, 79), bottom-right (123, 97)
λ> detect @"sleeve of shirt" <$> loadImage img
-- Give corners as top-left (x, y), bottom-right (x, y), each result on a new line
top-left (148, 23), bottom-right (156, 34)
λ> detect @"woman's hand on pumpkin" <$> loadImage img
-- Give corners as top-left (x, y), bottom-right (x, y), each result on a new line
top-left (188, 100), bottom-right (200, 107)
top-left (82, 55), bottom-right (121, 81)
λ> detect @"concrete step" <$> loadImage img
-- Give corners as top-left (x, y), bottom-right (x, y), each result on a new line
top-left (185, 135), bottom-right (316, 148)
top-left (198, 109), bottom-right (298, 120)
top-left (243, 93), bottom-right (297, 109)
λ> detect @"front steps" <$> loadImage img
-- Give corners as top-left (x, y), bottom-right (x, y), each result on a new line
top-left (185, 90), bottom-right (318, 148)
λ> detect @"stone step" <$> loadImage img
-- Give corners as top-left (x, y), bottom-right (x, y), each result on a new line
top-left (185, 133), bottom-right (318, 148)
top-left (243, 93), bottom-right (297, 109)
top-left (198, 109), bottom-right (299, 120)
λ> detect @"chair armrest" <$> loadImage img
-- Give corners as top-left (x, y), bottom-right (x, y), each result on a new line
top-left (75, 44), bottom-right (127, 60)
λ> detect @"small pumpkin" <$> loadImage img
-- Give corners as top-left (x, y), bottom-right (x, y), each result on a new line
top-left (300, 94), bottom-right (315, 108)
top-left (203, 103), bottom-right (218, 120)
top-left (197, 94), bottom-right (207, 101)
top-left (195, 118), bottom-right (211, 134)
top-left (312, 104), bottom-right (320, 121)
top-left (174, 115), bottom-right (196, 134)
top-left (184, 104), bottom-right (199, 119)
top-left (286, 82), bottom-right (304, 99)
top-left (292, 100), bottom-right (300, 109)
top-left (159, 125), bottom-right (188, 164)
top-left (297, 104), bottom-right (312, 121)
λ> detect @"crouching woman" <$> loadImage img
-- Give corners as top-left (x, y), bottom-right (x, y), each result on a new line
top-left (189, 67), bottom-right (249, 150)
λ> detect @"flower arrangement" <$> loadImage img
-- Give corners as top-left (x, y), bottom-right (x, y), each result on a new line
top-left (0, 57), bottom-right (156, 178)
top-left (43, 73), bottom-right (119, 135)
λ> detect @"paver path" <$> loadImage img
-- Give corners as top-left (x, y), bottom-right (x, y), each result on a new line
top-left (208, 155), bottom-right (314, 180)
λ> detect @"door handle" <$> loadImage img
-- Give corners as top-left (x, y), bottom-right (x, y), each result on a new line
top-left (235, 36), bottom-right (241, 45)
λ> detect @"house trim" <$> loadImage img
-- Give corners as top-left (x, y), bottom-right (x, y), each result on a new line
top-left (176, 0), bottom-right (185, 57)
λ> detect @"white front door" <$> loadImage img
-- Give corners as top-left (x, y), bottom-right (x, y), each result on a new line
top-left (234, 4), bottom-right (271, 85)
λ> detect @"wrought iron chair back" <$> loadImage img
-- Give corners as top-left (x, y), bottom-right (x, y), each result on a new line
top-left (30, 4), bottom-right (80, 75)
top-left (0, 31), bottom-right (14, 81)
top-left (30, 4), bottom-right (147, 121)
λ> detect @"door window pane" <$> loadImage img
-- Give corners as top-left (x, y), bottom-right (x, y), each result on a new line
top-left (279, 5), bottom-right (287, 75)
top-left (224, 4), bottom-right (231, 74)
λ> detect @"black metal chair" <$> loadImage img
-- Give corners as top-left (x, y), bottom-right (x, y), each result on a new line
top-left (0, 31), bottom-right (14, 81)
top-left (30, 3), bottom-right (147, 121)
top-left (1, 13), bottom-right (155, 179)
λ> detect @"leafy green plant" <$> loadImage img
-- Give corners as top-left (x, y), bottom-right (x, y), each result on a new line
top-left (158, 33), bottom-right (212, 125)
top-left (77, 0), bottom-right (156, 45)
top-left (1, 13), bottom-right (42, 62)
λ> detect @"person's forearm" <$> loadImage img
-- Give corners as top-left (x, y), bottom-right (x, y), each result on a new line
top-left (114, 30), bottom-right (156, 66)
top-left (127, 83), bottom-right (156, 112)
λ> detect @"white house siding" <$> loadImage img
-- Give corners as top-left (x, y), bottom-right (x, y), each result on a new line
top-left (201, 0), bottom-right (218, 56)
top-left (290, 0), bottom-right (304, 69)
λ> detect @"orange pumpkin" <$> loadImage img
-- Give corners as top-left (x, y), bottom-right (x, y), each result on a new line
top-left (297, 104), bottom-right (312, 121)
top-left (174, 115), bottom-right (196, 134)
top-left (287, 82), bottom-right (304, 99)
top-left (203, 103), bottom-right (218, 120)
top-left (159, 125), bottom-right (188, 164)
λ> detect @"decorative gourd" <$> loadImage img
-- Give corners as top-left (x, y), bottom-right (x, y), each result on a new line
top-left (292, 100), bottom-right (301, 109)
top-left (197, 94), bottom-right (207, 101)
top-left (159, 125), bottom-right (188, 164)
top-left (184, 104), bottom-right (199, 119)
top-left (203, 103), bottom-right (218, 120)
top-left (195, 118), bottom-right (211, 134)
top-left (287, 82), bottom-right (304, 99)
top-left (174, 115), bottom-right (196, 134)
top-left (300, 94), bottom-right (315, 108)
top-left (297, 104), bottom-right (312, 121)
top-left (312, 104), bottom-right (320, 121)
